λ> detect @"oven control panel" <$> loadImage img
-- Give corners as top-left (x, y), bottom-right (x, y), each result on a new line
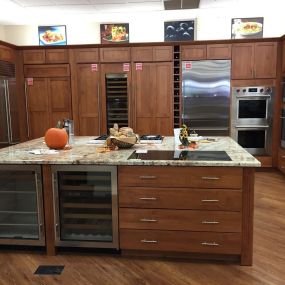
top-left (232, 86), bottom-right (273, 96)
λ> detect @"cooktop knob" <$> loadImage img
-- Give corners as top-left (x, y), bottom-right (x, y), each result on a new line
top-left (265, 87), bottom-right (272, 94)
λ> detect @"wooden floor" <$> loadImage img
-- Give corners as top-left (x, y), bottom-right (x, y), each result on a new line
top-left (0, 171), bottom-right (284, 285)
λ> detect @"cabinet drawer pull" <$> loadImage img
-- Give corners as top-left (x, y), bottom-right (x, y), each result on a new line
top-left (281, 166), bottom-right (285, 169)
top-left (139, 197), bottom-right (157, 201)
top-left (139, 175), bottom-right (157, 179)
top-left (201, 176), bottom-right (220, 180)
top-left (201, 199), bottom-right (219, 202)
top-left (140, 218), bottom-right (158, 222)
top-left (201, 242), bottom-right (219, 246)
top-left (140, 239), bottom-right (158, 244)
top-left (281, 156), bottom-right (285, 158)
top-left (201, 221), bottom-right (220, 224)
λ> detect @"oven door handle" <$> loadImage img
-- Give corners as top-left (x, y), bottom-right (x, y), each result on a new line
top-left (236, 95), bottom-right (271, 99)
top-left (235, 125), bottom-right (269, 128)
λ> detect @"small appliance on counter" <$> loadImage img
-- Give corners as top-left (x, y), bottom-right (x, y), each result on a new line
top-left (139, 135), bottom-right (163, 144)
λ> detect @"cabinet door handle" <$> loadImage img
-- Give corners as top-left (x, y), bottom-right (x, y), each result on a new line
top-left (201, 242), bottom-right (219, 246)
top-left (140, 218), bottom-right (158, 223)
top-left (24, 82), bottom-right (30, 138)
top-left (201, 176), bottom-right (220, 180)
top-left (201, 199), bottom-right (219, 202)
top-left (281, 156), bottom-right (285, 158)
top-left (139, 197), bottom-right (157, 201)
top-left (201, 221), bottom-right (220, 224)
top-left (139, 175), bottom-right (157, 179)
top-left (140, 239), bottom-right (158, 244)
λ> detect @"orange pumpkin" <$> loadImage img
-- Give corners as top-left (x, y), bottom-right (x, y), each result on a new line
top-left (44, 127), bottom-right (68, 149)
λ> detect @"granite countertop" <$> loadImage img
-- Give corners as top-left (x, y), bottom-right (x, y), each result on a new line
top-left (0, 136), bottom-right (261, 167)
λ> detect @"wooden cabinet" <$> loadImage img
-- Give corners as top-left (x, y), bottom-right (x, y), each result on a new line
top-left (0, 45), bottom-right (16, 62)
top-left (73, 48), bottom-right (99, 63)
top-left (118, 165), bottom-right (254, 263)
top-left (23, 49), bottom-right (69, 64)
top-left (24, 65), bottom-right (71, 139)
top-left (282, 40), bottom-right (285, 74)
top-left (278, 148), bottom-right (285, 174)
top-left (231, 42), bottom-right (277, 79)
top-left (131, 46), bottom-right (173, 62)
top-left (100, 47), bottom-right (130, 62)
top-left (181, 44), bottom-right (231, 60)
top-left (76, 63), bottom-right (100, 135)
top-left (133, 62), bottom-right (173, 135)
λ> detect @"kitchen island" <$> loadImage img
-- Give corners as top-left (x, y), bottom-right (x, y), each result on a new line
top-left (0, 137), bottom-right (260, 265)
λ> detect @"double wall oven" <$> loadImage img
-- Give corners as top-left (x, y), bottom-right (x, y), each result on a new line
top-left (231, 86), bottom-right (274, 155)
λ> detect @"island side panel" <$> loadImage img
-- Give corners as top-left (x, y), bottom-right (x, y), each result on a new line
top-left (241, 167), bottom-right (255, 265)
top-left (42, 165), bottom-right (56, 255)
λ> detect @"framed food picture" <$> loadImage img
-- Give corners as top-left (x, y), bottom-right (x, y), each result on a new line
top-left (100, 23), bottom-right (129, 44)
top-left (231, 17), bottom-right (263, 39)
top-left (38, 25), bottom-right (67, 46)
top-left (164, 20), bottom-right (195, 42)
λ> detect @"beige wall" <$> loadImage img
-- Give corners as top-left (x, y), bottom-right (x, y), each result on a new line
top-left (0, 7), bottom-right (284, 46)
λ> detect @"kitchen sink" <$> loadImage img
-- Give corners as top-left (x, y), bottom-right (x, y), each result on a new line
top-left (128, 150), bottom-right (231, 161)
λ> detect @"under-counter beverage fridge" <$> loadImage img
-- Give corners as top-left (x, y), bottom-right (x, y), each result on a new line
top-left (182, 60), bottom-right (231, 136)
top-left (52, 165), bottom-right (118, 249)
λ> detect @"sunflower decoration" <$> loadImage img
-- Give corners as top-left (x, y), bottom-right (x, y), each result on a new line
top-left (179, 124), bottom-right (189, 146)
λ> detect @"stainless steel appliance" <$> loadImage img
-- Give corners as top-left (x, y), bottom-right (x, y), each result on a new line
top-left (182, 60), bottom-right (231, 136)
top-left (0, 165), bottom-right (45, 246)
top-left (52, 165), bottom-right (118, 249)
top-left (0, 61), bottom-right (19, 147)
top-left (281, 108), bottom-right (285, 148)
top-left (231, 86), bottom-right (274, 155)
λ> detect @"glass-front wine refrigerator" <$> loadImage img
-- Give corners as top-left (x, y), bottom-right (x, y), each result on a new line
top-left (51, 165), bottom-right (118, 249)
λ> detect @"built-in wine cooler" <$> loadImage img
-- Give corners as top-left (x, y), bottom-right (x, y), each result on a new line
top-left (0, 165), bottom-right (45, 245)
top-left (52, 165), bottom-right (118, 249)
top-left (105, 74), bottom-right (128, 130)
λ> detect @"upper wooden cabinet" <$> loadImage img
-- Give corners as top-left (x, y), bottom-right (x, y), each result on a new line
top-left (181, 44), bottom-right (231, 60)
top-left (231, 42), bottom-right (277, 79)
top-left (24, 64), bottom-right (70, 78)
top-left (73, 48), bottom-right (99, 63)
top-left (99, 47), bottom-right (130, 62)
top-left (0, 45), bottom-right (16, 62)
top-left (131, 46), bottom-right (173, 62)
top-left (23, 49), bottom-right (69, 64)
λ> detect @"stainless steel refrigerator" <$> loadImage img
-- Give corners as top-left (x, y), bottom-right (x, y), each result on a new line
top-left (0, 61), bottom-right (20, 147)
top-left (182, 60), bottom-right (231, 136)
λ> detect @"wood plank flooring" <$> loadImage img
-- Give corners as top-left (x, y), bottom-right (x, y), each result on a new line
top-left (0, 171), bottom-right (284, 285)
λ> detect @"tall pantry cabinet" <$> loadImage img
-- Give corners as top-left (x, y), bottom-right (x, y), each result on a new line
top-left (23, 49), bottom-right (72, 139)
top-left (131, 46), bottom-right (173, 135)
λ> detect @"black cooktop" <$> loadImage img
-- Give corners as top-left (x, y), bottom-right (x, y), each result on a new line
top-left (140, 135), bottom-right (163, 141)
top-left (128, 150), bottom-right (232, 161)
top-left (94, 135), bottom-right (108, 141)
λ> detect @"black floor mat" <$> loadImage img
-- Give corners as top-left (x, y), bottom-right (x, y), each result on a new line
top-left (34, 265), bottom-right (64, 275)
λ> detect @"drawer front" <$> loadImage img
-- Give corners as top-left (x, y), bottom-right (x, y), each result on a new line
top-left (119, 187), bottom-right (242, 211)
top-left (100, 47), bottom-right (130, 62)
top-left (120, 229), bottom-right (241, 254)
top-left (120, 208), bottom-right (241, 232)
top-left (46, 49), bottom-right (69, 63)
top-left (118, 166), bottom-right (243, 189)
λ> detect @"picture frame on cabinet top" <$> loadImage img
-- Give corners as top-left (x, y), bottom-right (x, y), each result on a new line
top-left (38, 25), bottom-right (67, 46)
top-left (231, 17), bottom-right (263, 39)
top-left (164, 20), bottom-right (196, 42)
top-left (100, 23), bottom-right (129, 44)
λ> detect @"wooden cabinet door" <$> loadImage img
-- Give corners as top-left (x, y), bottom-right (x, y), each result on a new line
top-left (23, 50), bottom-right (45, 64)
top-left (49, 77), bottom-right (71, 127)
top-left (282, 41), bottom-right (285, 74)
top-left (76, 64), bottom-right (100, 135)
top-left (0, 45), bottom-right (15, 62)
top-left (26, 78), bottom-right (49, 139)
top-left (153, 46), bottom-right (173, 61)
top-left (74, 48), bottom-right (99, 63)
top-left (231, 43), bottom-right (254, 79)
top-left (207, 44), bottom-right (232, 59)
top-left (254, 42), bottom-right (277, 78)
top-left (100, 47), bottom-right (130, 62)
top-left (46, 49), bottom-right (69, 63)
top-left (133, 62), bottom-right (173, 135)
top-left (181, 45), bottom-right (206, 60)
top-left (131, 47), bottom-right (153, 62)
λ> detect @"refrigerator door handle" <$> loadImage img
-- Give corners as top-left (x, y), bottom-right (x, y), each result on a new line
top-left (4, 80), bottom-right (12, 143)
top-left (5, 80), bottom-right (13, 143)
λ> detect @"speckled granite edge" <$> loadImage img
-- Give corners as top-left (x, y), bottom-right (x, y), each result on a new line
top-left (0, 136), bottom-right (261, 167)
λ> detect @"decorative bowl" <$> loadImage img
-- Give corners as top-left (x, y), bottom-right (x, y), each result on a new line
top-left (111, 136), bottom-right (137, 149)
